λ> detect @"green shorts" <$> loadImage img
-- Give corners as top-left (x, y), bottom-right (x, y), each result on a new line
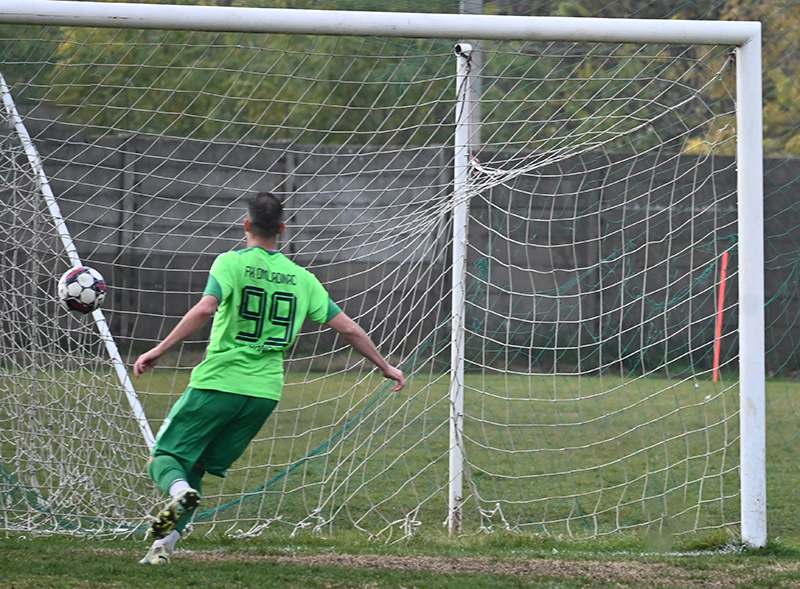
top-left (152, 387), bottom-right (278, 478)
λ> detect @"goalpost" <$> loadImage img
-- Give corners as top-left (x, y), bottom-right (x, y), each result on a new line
top-left (0, 1), bottom-right (764, 546)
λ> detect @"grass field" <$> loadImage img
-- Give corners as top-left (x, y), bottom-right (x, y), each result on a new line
top-left (140, 368), bottom-right (746, 539)
top-left (3, 529), bottom-right (800, 588)
top-left (4, 371), bottom-right (800, 588)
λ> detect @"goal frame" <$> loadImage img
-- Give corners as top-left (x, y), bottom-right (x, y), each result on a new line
top-left (0, 0), bottom-right (765, 547)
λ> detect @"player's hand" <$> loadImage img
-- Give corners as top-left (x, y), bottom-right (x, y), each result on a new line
top-left (382, 366), bottom-right (405, 392)
top-left (134, 348), bottom-right (162, 377)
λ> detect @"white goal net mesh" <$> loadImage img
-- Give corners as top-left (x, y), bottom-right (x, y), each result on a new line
top-left (0, 19), bottom-right (740, 540)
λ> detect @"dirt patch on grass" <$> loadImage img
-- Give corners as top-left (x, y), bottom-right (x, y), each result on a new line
top-left (281, 553), bottom-right (705, 586)
top-left (87, 545), bottom-right (800, 588)
top-left (181, 551), bottom-right (789, 588)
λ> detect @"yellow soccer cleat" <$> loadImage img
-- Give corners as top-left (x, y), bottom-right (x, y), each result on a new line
top-left (149, 488), bottom-right (200, 540)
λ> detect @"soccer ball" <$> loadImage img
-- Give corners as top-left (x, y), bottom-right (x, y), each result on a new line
top-left (58, 266), bottom-right (106, 314)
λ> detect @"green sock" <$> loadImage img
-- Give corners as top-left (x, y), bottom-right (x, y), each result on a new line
top-left (148, 454), bottom-right (190, 495)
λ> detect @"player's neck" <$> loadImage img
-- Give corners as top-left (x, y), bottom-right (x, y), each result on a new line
top-left (247, 235), bottom-right (279, 251)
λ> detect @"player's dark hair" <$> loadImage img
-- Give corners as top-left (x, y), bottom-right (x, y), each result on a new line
top-left (247, 192), bottom-right (284, 238)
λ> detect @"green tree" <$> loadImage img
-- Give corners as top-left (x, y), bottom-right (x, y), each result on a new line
top-left (0, 25), bottom-right (62, 104)
top-left (25, 0), bottom-right (794, 156)
top-left (51, 26), bottom-right (455, 145)
top-left (721, 0), bottom-right (800, 155)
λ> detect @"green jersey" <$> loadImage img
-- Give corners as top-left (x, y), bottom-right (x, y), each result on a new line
top-left (189, 246), bottom-right (341, 400)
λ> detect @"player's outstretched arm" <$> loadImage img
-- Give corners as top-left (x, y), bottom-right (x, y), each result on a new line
top-left (134, 294), bottom-right (219, 377)
top-left (326, 312), bottom-right (405, 391)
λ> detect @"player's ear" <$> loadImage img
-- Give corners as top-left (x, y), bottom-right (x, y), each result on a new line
top-left (244, 218), bottom-right (251, 232)
top-left (278, 222), bottom-right (286, 235)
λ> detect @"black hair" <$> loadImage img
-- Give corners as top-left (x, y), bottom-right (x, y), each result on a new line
top-left (247, 192), bottom-right (283, 238)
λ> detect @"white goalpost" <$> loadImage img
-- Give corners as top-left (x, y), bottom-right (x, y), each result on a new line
top-left (0, 71), bottom-right (156, 453)
top-left (0, 1), bottom-right (764, 546)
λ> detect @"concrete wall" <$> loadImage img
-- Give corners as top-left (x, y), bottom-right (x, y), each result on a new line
top-left (19, 133), bottom-right (800, 371)
top-left (35, 136), bottom-right (451, 360)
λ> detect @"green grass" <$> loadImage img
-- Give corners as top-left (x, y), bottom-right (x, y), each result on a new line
top-left (179, 369), bottom-right (745, 538)
top-left (4, 370), bottom-right (800, 588)
top-left (4, 369), bottom-right (800, 572)
top-left (2, 530), bottom-right (800, 589)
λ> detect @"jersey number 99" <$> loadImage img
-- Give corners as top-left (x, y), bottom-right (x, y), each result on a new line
top-left (236, 286), bottom-right (297, 346)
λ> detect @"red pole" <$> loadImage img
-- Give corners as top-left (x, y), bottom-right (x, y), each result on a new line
top-left (713, 251), bottom-right (729, 383)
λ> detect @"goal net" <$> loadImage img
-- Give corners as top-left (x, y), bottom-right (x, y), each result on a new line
top-left (0, 5), bottom-right (763, 543)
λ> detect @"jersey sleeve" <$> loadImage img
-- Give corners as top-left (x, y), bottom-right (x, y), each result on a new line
top-left (305, 271), bottom-right (341, 324)
top-left (203, 253), bottom-right (235, 302)
top-left (325, 299), bottom-right (342, 322)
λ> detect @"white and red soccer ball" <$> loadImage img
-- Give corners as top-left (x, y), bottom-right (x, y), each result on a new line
top-left (58, 266), bottom-right (106, 314)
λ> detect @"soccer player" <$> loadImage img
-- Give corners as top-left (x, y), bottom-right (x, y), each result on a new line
top-left (133, 191), bottom-right (405, 565)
